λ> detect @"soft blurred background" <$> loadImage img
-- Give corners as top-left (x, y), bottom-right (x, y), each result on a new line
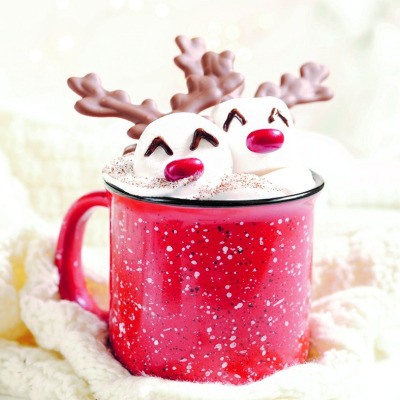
top-left (1, 0), bottom-right (400, 243)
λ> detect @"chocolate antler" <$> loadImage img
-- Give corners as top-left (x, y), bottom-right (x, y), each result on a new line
top-left (174, 35), bottom-right (206, 78)
top-left (68, 38), bottom-right (244, 145)
top-left (170, 50), bottom-right (245, 113)
top-left (174, 35), bottom-right (244, 101)
top-left (255, 62), bottom-right (333, 108)
top-left (67, 73), bottom-right (164, 140)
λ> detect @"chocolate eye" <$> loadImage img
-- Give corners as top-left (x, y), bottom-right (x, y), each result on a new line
top-left (268, 108), bottom-right (289, 127)
top-left (144, 136), bottom-right (173, 157)
top-left (223, 108), bottom-right (247, 132)
top-left (190, 128), bottom-right (219, 151)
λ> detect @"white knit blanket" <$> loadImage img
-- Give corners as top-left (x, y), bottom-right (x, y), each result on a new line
top-left (1, 220), bottom-right (400, 400)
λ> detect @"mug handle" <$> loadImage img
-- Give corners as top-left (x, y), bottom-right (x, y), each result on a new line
top-left (55, 190), bottom-right (109, 322)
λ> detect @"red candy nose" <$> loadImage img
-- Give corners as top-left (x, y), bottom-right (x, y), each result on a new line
top-left (246, 129), bottom-right (284, 153)
top-left (164, 158), bottom-right (204, 182)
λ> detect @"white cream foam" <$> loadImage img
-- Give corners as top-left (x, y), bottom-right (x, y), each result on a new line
top-left (103, 155), bottom-right (315, 200)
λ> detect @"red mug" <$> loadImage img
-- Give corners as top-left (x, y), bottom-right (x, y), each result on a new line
top-left (55, 173), bottom-right (323, 384)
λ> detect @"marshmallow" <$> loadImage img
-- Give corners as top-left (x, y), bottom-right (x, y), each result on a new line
top-left (103, 113), bottom-right (234, 199)
top-left (212, 97), bottom-right (295, 174)
top-left (133, 113), bottom-right (232, 180)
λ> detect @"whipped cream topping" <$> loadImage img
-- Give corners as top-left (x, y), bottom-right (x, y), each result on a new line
top-left (103, 154), bottom-right (315, 200)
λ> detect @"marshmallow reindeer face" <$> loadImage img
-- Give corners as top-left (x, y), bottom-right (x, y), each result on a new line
top-left (133, 112), bottom-right (232, 182)
top-left (212, 97), bottom-right (294, 174)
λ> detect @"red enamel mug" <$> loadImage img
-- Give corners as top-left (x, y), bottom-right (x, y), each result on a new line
top-left (55, 173), bottom-right (324, 384)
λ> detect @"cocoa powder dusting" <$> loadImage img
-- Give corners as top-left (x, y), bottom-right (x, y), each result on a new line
top-left (103, 155), bottom-right (289, 199)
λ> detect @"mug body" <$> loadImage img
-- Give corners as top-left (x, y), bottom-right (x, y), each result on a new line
top-left (107, 178), bottom-right (322, 384)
